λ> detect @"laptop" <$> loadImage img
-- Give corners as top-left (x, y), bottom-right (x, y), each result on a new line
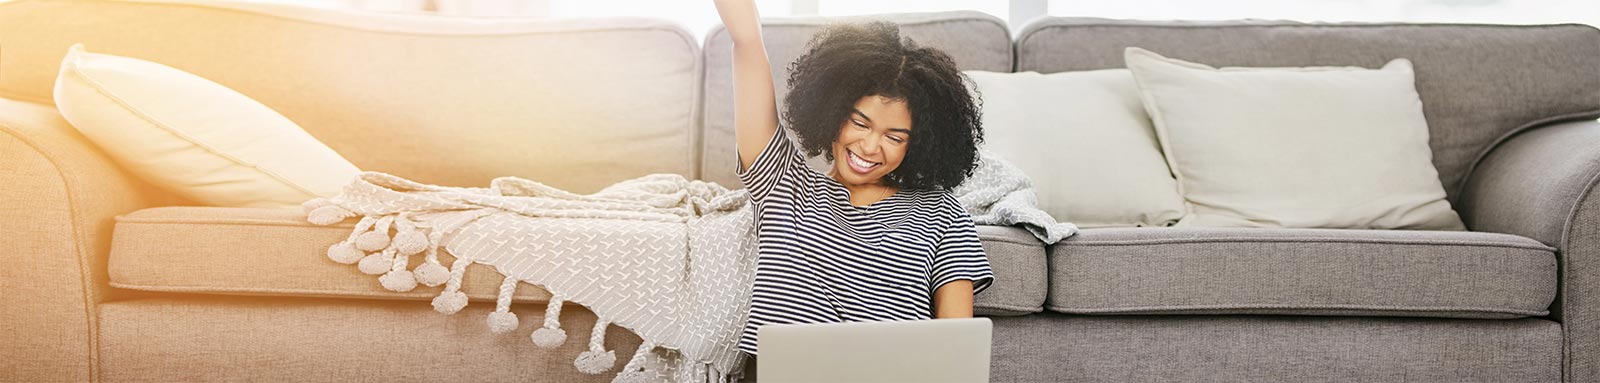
top-left (756, 317), bottom-right (992, 383)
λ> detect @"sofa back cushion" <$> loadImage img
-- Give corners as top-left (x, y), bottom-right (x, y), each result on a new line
top-left (1015, 17), bottom-right (1600, 204)
top-left (964, 69), bottom-right (1186, 228)
top-left (54, 44), bottom-right (361, 209)
top-left (0, 0), bottom-right (700, 193)
top-left (1125, 47), bottom-right (1464, 230)
top-left (701, 11), bottom-right (1014, 189)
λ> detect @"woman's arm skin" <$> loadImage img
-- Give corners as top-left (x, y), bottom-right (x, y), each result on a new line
top-left (713, 0), bottom-right (780, 171)
top-left (933, 280), bottom-right (975, 318)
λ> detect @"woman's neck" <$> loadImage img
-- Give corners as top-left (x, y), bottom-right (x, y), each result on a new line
top-left (829, 170), bottom-right (899, 206)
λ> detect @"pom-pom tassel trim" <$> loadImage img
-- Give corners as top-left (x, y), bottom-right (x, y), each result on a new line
top-left (530, 296), bottom-right (568, 348)
top-left (574, 318), bottom-right (617, 374)
top-left (486, 275), bottom-right (521, 334)
top-left (430, 258), bottom-right (474, 315)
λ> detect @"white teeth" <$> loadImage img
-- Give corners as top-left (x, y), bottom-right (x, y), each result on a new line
top-left (848, 151), bottom-right (879, 169)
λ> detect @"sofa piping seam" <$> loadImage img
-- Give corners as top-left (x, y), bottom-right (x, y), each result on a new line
top-left (111, 217), bottom-right (1054, 243)
top-left (117, 218), bottom-right (1057, 249)
top-left (108, 281), bottom-right (1049, 315)
top-left (973, 303), bottom-right (1043, 313)
top-left (974, 235), bottom-right (1043, 246)
top-left (115, 217), bottom-right (350, 227)
top-left (0, 113), bottom-right (101, 382)
top-left (1557, 164), bottom-right (1600, 381)
top-left (107, 281), bottom-right (556, 301)
top-left (1045, 304), bottom-right (1547, 317)
top-left (1057, 237), bottom-right (1554, 251)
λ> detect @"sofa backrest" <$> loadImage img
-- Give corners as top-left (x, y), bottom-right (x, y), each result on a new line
top-left (0, 0), bottom-right (701, 193)
top-left (8, 1), bottom-right (1597, 200)
top-left (700, 11), bottom-right (1013, 189)
top-left (1016, 17), bottom-right (1600, 204)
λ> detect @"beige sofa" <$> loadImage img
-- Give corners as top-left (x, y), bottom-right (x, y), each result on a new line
top-left (7, 1), bottom-right (1600, 382)
top-left (1, 1), bottom-right (706, 381)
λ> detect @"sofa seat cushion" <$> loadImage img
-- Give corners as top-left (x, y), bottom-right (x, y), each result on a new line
top-left (1047, 227), bottom-right (1557, 319)
top-left (972, 225), bottom-right (1049, 316)
top-left (110, 206), bottom-right (559, 303)
top-left (110, 207), bottom-right (1048, 316)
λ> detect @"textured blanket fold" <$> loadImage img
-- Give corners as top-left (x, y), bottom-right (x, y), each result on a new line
top-left (303, 172), bottom-right (756, 383)
top-left (955, 150), bottom-right (1081, 244)
top-left (302, 154), bottom-right (1075, 382)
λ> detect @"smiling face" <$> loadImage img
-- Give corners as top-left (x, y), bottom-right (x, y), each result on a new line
top-left (831, 94), bottom-right (913, 189)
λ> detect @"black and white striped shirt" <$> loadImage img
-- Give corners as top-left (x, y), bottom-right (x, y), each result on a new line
top-left (736, 129), bottom-right (995, 356)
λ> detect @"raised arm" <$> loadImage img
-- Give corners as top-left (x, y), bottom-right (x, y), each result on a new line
top-left (713, 0), bottom-right (780, 171)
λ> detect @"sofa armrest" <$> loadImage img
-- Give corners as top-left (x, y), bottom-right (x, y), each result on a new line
top-left (1458, 118), bottom-right (1600, 381)
top-left (1461, 119), bottom-right (1600, 245)
top-left (0, 98), bottom-right (178, 382)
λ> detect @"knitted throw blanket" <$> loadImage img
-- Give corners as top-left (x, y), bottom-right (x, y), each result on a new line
top-left (955, 150), bottom-right (1080, 244)
top-left (300, 153), bottom-right (1077, 382)
top-left (301, 171), bottom-right (756, 383)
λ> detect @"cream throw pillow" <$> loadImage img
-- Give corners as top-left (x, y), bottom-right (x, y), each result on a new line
top-left (1124, 47), bottom-right (1464, 230)
top-left (53, 44), bottom-right (359, 209)
top-left (965, 70), bottom-right (1184, 228)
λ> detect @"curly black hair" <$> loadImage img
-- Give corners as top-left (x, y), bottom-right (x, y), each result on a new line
top-left (782, 21), bottom-right (984, 191)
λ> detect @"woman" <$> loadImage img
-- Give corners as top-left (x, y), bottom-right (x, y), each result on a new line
top-left (712, 0), bottom-right (994, 358)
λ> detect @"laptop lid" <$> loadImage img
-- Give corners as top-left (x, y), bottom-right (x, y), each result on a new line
top-left (757, 317), bottom-right (992, 383)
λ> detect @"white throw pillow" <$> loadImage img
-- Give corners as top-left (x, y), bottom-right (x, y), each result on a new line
top-left (1124, 47), bottom-right (1464, 230)
top-left (53, 44), bottom-right (359, 209)
top-left (965, 69), bottom-right (1185, 228)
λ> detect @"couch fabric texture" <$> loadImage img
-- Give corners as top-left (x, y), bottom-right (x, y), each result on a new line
top-left (3, 1), bottom-right (1599, 382)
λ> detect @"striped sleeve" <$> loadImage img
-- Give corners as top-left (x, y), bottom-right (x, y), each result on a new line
top-left (930, 210), bottom-right (995, 295)
top-left (735, 128), bottom-right (805, 203)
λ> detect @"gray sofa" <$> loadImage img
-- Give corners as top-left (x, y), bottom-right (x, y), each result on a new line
top-left (707, 14), bottom-right (1600, 383)
top-left (3, 1), bottom-right (1598, 381)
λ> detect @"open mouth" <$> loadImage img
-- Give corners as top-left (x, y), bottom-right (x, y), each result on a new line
top-left (846, 149), bottom-right (881, 174)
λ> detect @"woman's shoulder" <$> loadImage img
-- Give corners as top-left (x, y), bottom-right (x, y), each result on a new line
top-left (904, 188), bottom-right (971, 217)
